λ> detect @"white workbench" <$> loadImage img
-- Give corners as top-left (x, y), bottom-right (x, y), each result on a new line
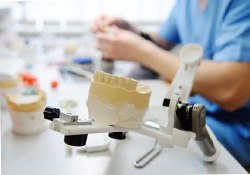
top-left (1, 79), bottom-right (247, 174)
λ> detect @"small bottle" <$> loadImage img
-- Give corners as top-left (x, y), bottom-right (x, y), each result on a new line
top-left (101, 57), bottom-right (114, 74)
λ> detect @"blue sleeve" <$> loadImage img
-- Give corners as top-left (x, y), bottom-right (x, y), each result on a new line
top-left (214, 0), bottom-right (250, 62)
top-left (158, 2), bottom-right (180, 44)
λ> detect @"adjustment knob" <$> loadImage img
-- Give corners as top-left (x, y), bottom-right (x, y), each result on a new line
top-left (64, 134), bottom-right (88, 146)
top-left (108, 132), bottom-right (126, 140)
top-left (43, 107), bottom-right (60, 121)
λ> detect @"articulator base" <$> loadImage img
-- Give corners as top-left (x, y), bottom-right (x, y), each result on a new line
top-left (44, 97), bottom-right (220, 168)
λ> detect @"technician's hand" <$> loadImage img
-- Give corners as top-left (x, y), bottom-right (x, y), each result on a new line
top-left (96, 26), bottom-right (148, 62)
top-left (91, 14), bottom-right (139, 33)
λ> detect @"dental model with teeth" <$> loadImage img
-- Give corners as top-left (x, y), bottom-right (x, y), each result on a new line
top-left (87, 71), bottom-right (151, 128)
top-left (6, 91), bottom-right (47, 134)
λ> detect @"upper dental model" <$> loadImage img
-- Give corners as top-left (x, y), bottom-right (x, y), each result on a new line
top-left (87, 71), bottom-right (151, 128)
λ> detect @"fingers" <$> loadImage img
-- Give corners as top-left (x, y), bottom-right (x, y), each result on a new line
top-left (97, 42), bottom-right (116, 59)
top-left (95, 27), bottom-right (134, 59)
top-left (91, 15), bottom-right (105, 32)
top-left (96, 26), bottom-right (122, 46)
top-left (96, 32), bottom-right (116, 58)
top-left (91, 15), bottom-right (104, 32)
top-left (91, 15), bottom-right (120, 33)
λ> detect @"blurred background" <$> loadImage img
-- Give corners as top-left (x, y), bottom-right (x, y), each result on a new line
top-left (0, 0), bottom-right (175, 60)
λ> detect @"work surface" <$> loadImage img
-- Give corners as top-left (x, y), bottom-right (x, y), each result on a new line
top-left (1, 79), bottom-right (247, 174)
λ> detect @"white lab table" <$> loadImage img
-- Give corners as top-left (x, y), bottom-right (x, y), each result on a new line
top-left (1, 79), bottom-right (247, 175)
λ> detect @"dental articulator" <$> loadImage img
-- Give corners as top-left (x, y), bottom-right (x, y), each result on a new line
top-left (43, 44), bottom-right (220, 168)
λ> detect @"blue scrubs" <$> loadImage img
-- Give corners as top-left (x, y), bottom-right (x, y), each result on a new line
top-left (158, 0), bottom-right (250, 167)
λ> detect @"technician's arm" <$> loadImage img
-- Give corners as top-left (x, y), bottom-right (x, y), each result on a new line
top-left (96, 27), bottom-right (250, 111)
top-left (138, 41), bottom-right (250, 111)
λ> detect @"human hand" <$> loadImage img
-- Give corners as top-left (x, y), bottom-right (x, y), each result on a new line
top-left (96, 26), bottom-right (147, 62)
top-left (91, 14), bottom-right (139, 33)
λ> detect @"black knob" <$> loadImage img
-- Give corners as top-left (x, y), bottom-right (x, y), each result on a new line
top-left (162, 98), bottom-right (170, 107)
top-left (64, 134), bottom-right (88, 146)
top-left (43, 107), bottom-right (60, 121)
top-left (108, 132), bottom-right (126, 140)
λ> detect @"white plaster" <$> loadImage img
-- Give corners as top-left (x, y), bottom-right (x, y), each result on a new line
top-left (87, 99), bottom-right (148, 129)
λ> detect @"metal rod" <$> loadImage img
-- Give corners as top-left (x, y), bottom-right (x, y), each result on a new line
top-left (133, 140), bottom-right (162, 168)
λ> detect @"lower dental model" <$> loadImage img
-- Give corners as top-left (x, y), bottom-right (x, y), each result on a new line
top-left (86, 71), bottom-right (151, 128)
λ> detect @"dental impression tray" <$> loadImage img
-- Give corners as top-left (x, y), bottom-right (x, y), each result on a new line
top-left (44, 44), bottom-right (220, 168)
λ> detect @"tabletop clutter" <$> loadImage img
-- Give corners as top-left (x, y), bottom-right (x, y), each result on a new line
top-left (1, 70), bottom-right (47, 135)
